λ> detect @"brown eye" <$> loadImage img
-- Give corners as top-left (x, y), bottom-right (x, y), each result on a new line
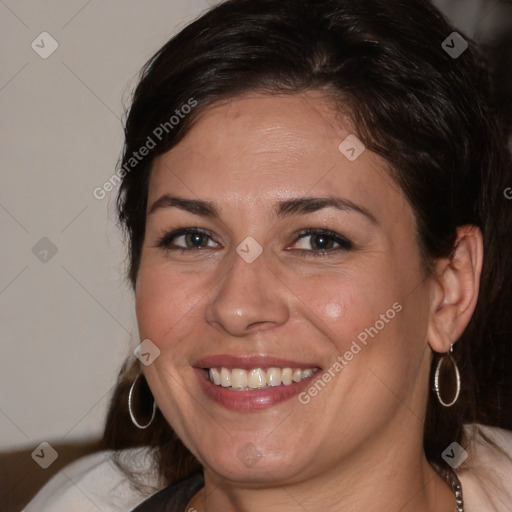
top-left (291, 229), bottom-right (353, 256)
top-left (156, 228), bottom-right (220, 251)
top-left (309, 234), bottom-right (336, 250)
top-left (183, 232), bottom-right (209, 248)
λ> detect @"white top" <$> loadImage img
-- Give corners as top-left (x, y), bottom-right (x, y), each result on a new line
top-left (23, 424), bottom-right (512, 512)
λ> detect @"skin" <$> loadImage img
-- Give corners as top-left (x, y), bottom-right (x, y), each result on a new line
top-left (135, 92), bottom-right (483, 512)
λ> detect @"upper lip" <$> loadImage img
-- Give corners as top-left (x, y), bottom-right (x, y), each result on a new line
top-left (194, 354), bottom-right (320, 370)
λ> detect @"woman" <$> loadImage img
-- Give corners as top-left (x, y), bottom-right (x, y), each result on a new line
top-left (24, 0), bottom-right (512, 510)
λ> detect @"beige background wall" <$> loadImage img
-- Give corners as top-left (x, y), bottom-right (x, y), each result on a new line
top-left (1, 0), bottom-right (220, 452)
top-left (0, 2), bottom-right (216, 507)
top-left (1, 0), bottom-right (510, 509)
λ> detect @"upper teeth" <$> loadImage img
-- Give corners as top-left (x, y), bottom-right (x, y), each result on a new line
top-left (208, 367), bottom-right (317, 390)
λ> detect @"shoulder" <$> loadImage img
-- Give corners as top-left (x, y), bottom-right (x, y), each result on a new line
top-left (458, 424), bottom-right (512, 512)
top-left (22, 448), bottom-right (163, 512)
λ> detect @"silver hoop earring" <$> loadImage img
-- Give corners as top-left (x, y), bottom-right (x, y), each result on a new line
top-left (128, 374), bottom-right (156, 429)
top-left (434, 344), bottom-right (461, 407)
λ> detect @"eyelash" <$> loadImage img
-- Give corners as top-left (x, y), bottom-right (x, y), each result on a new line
top-left (154, 227), bottom-right (353, 257)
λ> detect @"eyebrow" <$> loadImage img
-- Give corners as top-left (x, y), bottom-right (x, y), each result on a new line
top-left (148, 195), bottom-right (377, 224)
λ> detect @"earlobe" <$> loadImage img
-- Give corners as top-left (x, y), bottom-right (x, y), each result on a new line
top-left (427, 225), bottom-right (483, 353)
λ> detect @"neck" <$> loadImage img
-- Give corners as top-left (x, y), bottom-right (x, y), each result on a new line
top-left (189, 437), bottom-right (456, 512)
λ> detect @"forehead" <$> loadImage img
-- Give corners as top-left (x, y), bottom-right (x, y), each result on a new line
top-left (148, 93), bottom-right (405, 221)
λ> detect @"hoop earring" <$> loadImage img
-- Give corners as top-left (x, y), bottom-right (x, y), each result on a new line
top-left (434, 344), bottom-right (461, 407)
top-left (128, 373), bottom-right (156, 429)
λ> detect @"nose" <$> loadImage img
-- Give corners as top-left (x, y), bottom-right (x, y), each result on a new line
top-left (204, 249), bottom-right (290, 336)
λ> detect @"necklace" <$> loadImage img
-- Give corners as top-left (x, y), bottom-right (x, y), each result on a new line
top-left (444, 468), bottom-right (464, 512)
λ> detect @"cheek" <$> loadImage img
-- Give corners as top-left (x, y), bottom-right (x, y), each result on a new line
top-left (323, 302), bottom-right (344, 319)
top-left (288, 265), bottom-right (396, 345)
top-left (288, 259), bottom-right (422, 378)
top-left (135, 262), bottom-right (202, 347)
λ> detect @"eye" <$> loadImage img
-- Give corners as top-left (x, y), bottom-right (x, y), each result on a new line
top-left (290, 228), bottom-right (352, 256)
top-left (155, 228), bottom-right (220, 251)
top-left (154, 227), bottom-right (352, 256)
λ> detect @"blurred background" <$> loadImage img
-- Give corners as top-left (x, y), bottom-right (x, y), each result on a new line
top-left (1, 0), bottom-right (511, 510)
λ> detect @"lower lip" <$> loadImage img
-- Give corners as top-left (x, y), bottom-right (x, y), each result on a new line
top-left (194, 368), bottom-right (319, 411)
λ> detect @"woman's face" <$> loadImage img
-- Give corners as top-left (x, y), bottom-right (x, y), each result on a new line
top-left (136, 92), bottom-right (434, 484)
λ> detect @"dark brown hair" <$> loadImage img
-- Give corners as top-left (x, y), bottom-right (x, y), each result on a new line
top-left (103, 0), bottom-right (512, 489)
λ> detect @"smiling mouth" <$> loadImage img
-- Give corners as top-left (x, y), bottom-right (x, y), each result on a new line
top-left (206, 367), bottom-right (320, 391)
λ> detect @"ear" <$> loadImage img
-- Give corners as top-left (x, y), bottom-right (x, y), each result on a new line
top-left (427, 225), bottom-right (483, 353)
